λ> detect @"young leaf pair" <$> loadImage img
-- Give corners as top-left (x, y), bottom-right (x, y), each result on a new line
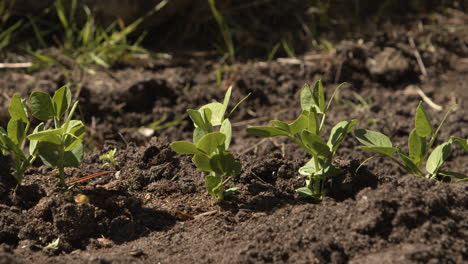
top-left (355, 102), bottom-right (467, 180)
top-left (170, 87), bottom-right (246, 201)
top-left (247, 81), bottom-right (357, 199)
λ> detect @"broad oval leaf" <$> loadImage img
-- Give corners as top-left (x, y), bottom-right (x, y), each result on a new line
top-left (192, 153), bottom-right (213, 172)
top-left (296, 187), bottom-right (314, 197)
top-left (426, 142), bottom-right (451, 174)
top-left (408, 129), bottom-right (426, 166)
top-left (64, 121), bottom-right (86, 151)
top-left (27, 127), bottom-right (63, 145)
top-left (196, 132), bottom-right (226, 155)
top-left (37, 142), bottom-right (83, 168)
top-left (200, 102), bottom-right (225, 126)
top-left (0, 127), bottom-right (26, 159)
top-left (398, 151), bottom-right (423, 177)
top-left (52, 86), bottom-right (71, 119)
top-left (300, 83), bottom-right (313, 111)
top-left (359, 146), bottom-right (398, 157)
top-left (354, 129), bottom-right (393, 147)
top-left (205, 174), bottom-right (224, 201)
top-left (170, 141), bottom-right (198, 154)
top-left (438, 170), bottom-right (467, 180)
top-left (415, 102), bottom-right (433, 137)
top-left (298, 158), bottom-right (318, 176)
top-left (222, 86), bottom-right (232, 118)
top-left (7, 119), bottom-right (26, 145)
top-left (209, 152), bottom-right (241, 177)
top-left (289, 111), bottom-right (308, 135)
top-left (220, 119), bottom-right (232, 150)
top-left (306, 109), bottom-right (319, 134)
top-left (313, 80), bottom-right (326, 113)
top-left (9, 94), bottom-right (28, 122)
top-left (187, 109), bottom-right (207, 131)
top-left (327, 119), bottom-right (357, 153)
top-left (271, 120), bottom-right (291, 134)
top-left (30, 91), bottom-right (55, 121)
top-left (300, 131), bottom-right (331, 158)
top-left (193, 127), bottom-right (206, 144)
top-left (247, 126), bottom-right (290, 137)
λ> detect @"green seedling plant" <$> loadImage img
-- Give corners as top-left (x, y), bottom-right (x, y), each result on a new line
top-left (355, 102), bottom-right (467, 180)
top-left (170, 87), bottom-right (247, 201)
top-left (247, 81), bottom-right (357, 199)
top-left (27, 86), bottom-right (86, 186)
top-left (99, 148), bottom-right (117, 170)
top-left (0, 95), bottom-right (37, 184)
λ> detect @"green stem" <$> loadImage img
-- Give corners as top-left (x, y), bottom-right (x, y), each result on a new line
top-left (318, 113), bottom-right (326, 135)
top-left (424, 104), bottom-right (457, 161)
top-left (58, 139), bottom-right (66, 186)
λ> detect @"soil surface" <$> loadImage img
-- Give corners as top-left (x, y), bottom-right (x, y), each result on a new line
top-left (0, 9), bottom-right (467, 264)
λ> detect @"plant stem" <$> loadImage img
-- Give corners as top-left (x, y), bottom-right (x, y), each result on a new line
top-left (424, 104), bottom-right (457, 161)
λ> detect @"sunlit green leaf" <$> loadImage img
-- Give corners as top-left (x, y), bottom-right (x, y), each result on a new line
top-left (300, 131), bottom-right (331, 158)
top-left (209, 152), bottom-right (240, 177)
top-left (193, 127), bottom-right (206, 144)
top-left (27, 127), bottom-right (63, 145)
top-left (220, 119), bottom-right (232, 150)
top-left (271, 120), bottom-right (291, 134)
top-left (170, 141), bottom-right (198, 155)
top-left (200, 102), bottom-right (224, 126)
top-left (426, 142), bottom-right (451, 174)
top-left (398, 151), bottom-right (423, 176)
top-left (327, 119), bottom-right (357, 154)
top-left (0, 127), bottom-right (26, 159)
top-left (313, 80), bottom-right (326, 113)
top-left (289, 111), bottom-right (308, 135)
top-left (205, 174), bottom-right (223, 201)
top-left (37, 142), bottom-right (83, 168)
top-left (30, 91), bottom-right (55, 121)
top-left (355, 129), bottom-right (393, 147)
top-left (192, 153), bottom-right (213, 172)
top-left (247, 126), bottom-right (290, 137)
top-left (52, 86), bottom-right (71, 119)
top-left (415, 102), bottom-right (433, 137)
top-left (296, 187), bottom-right (314, 197)
top-left (408, 129), bottom-right (426, 166)
top-left (438, 170), bottom-right (467, 180)
top-left (298, 158), bottom-right (318, 176)
top-left (300, 83), bottom-right (313, 111)
top-left (187, 109), bottom-right (207, 131)
top-left (196, 132), bottom-right (226, 155)
top-left (9, 94), bottom-right (28, 122)
top-left (7, 119), bottom-right (26, 145)
top-left (222, 86), bottom-right (232, 118)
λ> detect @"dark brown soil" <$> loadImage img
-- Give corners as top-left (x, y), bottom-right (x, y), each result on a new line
top-left (0, 9), bottom-right (467, 264)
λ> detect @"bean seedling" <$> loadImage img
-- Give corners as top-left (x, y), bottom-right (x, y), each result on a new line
top-left (0, 94), bottom-right (37, 184)
top-left (27, 86), bottom-right (86, 186)
top-left (355, 102), bottom-right (467, 180)
top-left (99, 148), bottom-right (118, 170)
top-left (247, 81), bottom-right (357, 199)
top-left (170, 87), bottom-right (248, 201)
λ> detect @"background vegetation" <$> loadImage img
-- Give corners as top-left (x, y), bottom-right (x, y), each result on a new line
top-left (1, 0), bottom-right (466, 62)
